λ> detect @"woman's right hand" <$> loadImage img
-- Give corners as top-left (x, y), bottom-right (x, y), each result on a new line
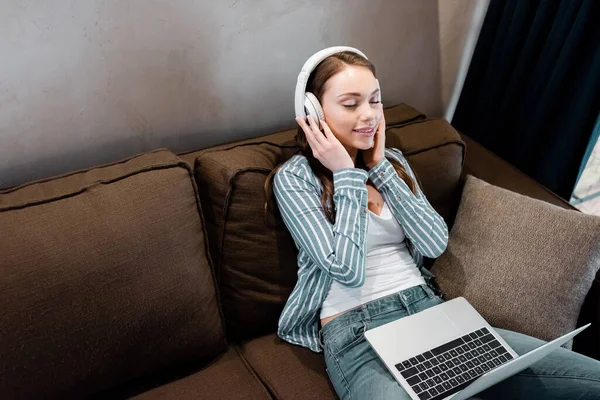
top-left (296, 115), bottom-right (355, 172)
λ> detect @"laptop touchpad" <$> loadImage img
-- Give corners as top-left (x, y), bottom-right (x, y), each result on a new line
top-left (400, 307), bottom-right (462, 349)
top-left (368, 305), bottom-right (463, 361)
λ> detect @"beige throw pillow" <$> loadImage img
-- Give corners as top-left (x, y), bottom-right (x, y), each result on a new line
top-left (432, 175), bottom-right (600, 347)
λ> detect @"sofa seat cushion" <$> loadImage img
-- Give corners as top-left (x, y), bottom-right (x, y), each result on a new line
top-left (0, 149), bottom-right (225, 398)
top-left (432, 175), bottom-right (600, 348)
top-left (239, 334), bottom-right (337, 400)
top-left (124, 346), bottom-right (271, 399)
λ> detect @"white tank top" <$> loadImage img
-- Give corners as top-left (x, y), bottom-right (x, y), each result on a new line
top-left (320, 201), bottom-right (426, 319)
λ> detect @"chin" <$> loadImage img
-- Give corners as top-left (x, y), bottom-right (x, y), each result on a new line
top-left (354, 139), bottom-right (374, 150)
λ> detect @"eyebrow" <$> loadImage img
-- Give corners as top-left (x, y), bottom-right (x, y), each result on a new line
top-left (337, 88), bottom-right (380, 98)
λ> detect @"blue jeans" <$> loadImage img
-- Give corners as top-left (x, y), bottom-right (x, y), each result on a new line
top-left (320, 284), bottom-right (600, 399)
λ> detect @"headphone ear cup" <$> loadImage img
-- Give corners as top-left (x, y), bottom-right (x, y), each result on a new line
top-left (304, 92), bottom-right (325, 128)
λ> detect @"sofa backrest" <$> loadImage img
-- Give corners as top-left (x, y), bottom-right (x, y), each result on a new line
top-left (385, 118), bottom-right (466, 228)
top-left (0, 150), bottom-right (226, 398)
top-left (190, 104), bottom-right (465, 341)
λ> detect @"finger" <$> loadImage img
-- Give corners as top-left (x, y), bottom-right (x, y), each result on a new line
top-left (307, 116), bottom-right (323, 140)
top-left (303, 116), bottom-right (321, 146)
top-left (297, 117), bottom-right (320, 149)
top-left (320, 120), bottom-right (336, 141)
top-left (321, 121), bottom-right (343, 147)
top-left (377, 114), bottom-right (386, 133)
top-left (296, 116), bottom-right (315, 139)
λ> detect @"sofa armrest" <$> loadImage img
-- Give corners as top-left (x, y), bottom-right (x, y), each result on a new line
top-left (458, 133), bottom-right (576, 210)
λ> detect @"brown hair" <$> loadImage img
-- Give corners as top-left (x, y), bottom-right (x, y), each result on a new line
top-left (264, 51), bottom-right (417, 224)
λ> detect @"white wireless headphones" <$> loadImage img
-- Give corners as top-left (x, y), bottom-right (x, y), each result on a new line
top-left (294, 46), bottom-right (381, 128)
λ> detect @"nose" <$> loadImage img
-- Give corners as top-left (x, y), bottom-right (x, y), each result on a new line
top-left (359, 102), bottom-right (377, 123)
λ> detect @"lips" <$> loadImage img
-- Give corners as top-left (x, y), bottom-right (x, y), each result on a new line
top-left (353, 127), bottom-right (376, 137)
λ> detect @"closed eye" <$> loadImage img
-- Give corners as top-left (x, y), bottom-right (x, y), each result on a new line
top-left (341, 95), bottom-right (380, 108)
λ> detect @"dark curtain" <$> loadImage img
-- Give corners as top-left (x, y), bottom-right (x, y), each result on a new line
top-left (452, 0), bottom-right (600, 199)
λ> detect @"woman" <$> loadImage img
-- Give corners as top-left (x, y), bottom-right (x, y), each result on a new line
top-left (264, 49), bottom-right (600, 399)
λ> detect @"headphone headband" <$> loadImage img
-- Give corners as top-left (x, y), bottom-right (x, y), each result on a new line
top-left (294, 46), bottom-right (370, 118)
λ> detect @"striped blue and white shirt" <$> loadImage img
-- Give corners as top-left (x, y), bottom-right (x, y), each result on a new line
top-left (273, 148), bottom-right (449, 353)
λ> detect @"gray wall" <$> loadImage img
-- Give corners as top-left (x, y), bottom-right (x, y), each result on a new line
top-left (0, 0), bottom-right (442, 188)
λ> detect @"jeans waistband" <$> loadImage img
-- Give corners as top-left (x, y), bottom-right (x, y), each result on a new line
top-left (319, 284), bottom-right (435, 346)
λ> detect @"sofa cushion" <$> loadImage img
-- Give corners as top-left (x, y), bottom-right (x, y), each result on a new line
top-left (119, 346), bottom-right (271, 399)
top-left (457, 132), bottom-right (600, 359)
top-left (0, 150), bottom-right (226, 398)
top-left (192, 105), bottom-right (465, 341)
top-left (431, 175), bottom-right (600, 346)
top-left (194, 139), bottom-right (301, 340)
top-left (239, 334), bottom-right (337, 400)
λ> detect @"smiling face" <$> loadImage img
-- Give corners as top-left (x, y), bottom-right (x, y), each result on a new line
top-left (319, 65), bottom-right (382, 160)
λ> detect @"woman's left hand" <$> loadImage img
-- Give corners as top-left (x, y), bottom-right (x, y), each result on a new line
top-left (362, 110), bottom-right (386, 169)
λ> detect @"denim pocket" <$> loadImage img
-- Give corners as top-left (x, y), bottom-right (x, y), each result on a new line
top-left (412, 293), bottom-right (444, 314)
top-left (324, 321), bottom-right (366, 359)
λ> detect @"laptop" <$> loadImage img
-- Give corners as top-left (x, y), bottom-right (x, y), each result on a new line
top-left (364, 296), bottom-right (591, 400)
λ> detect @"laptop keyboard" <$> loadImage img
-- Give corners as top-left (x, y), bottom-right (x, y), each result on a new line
top-left (395, 327), bottom-right (513, 400)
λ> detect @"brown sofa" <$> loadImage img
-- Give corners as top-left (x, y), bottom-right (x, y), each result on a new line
top-left (0, 104), bottom-right (597, 399)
